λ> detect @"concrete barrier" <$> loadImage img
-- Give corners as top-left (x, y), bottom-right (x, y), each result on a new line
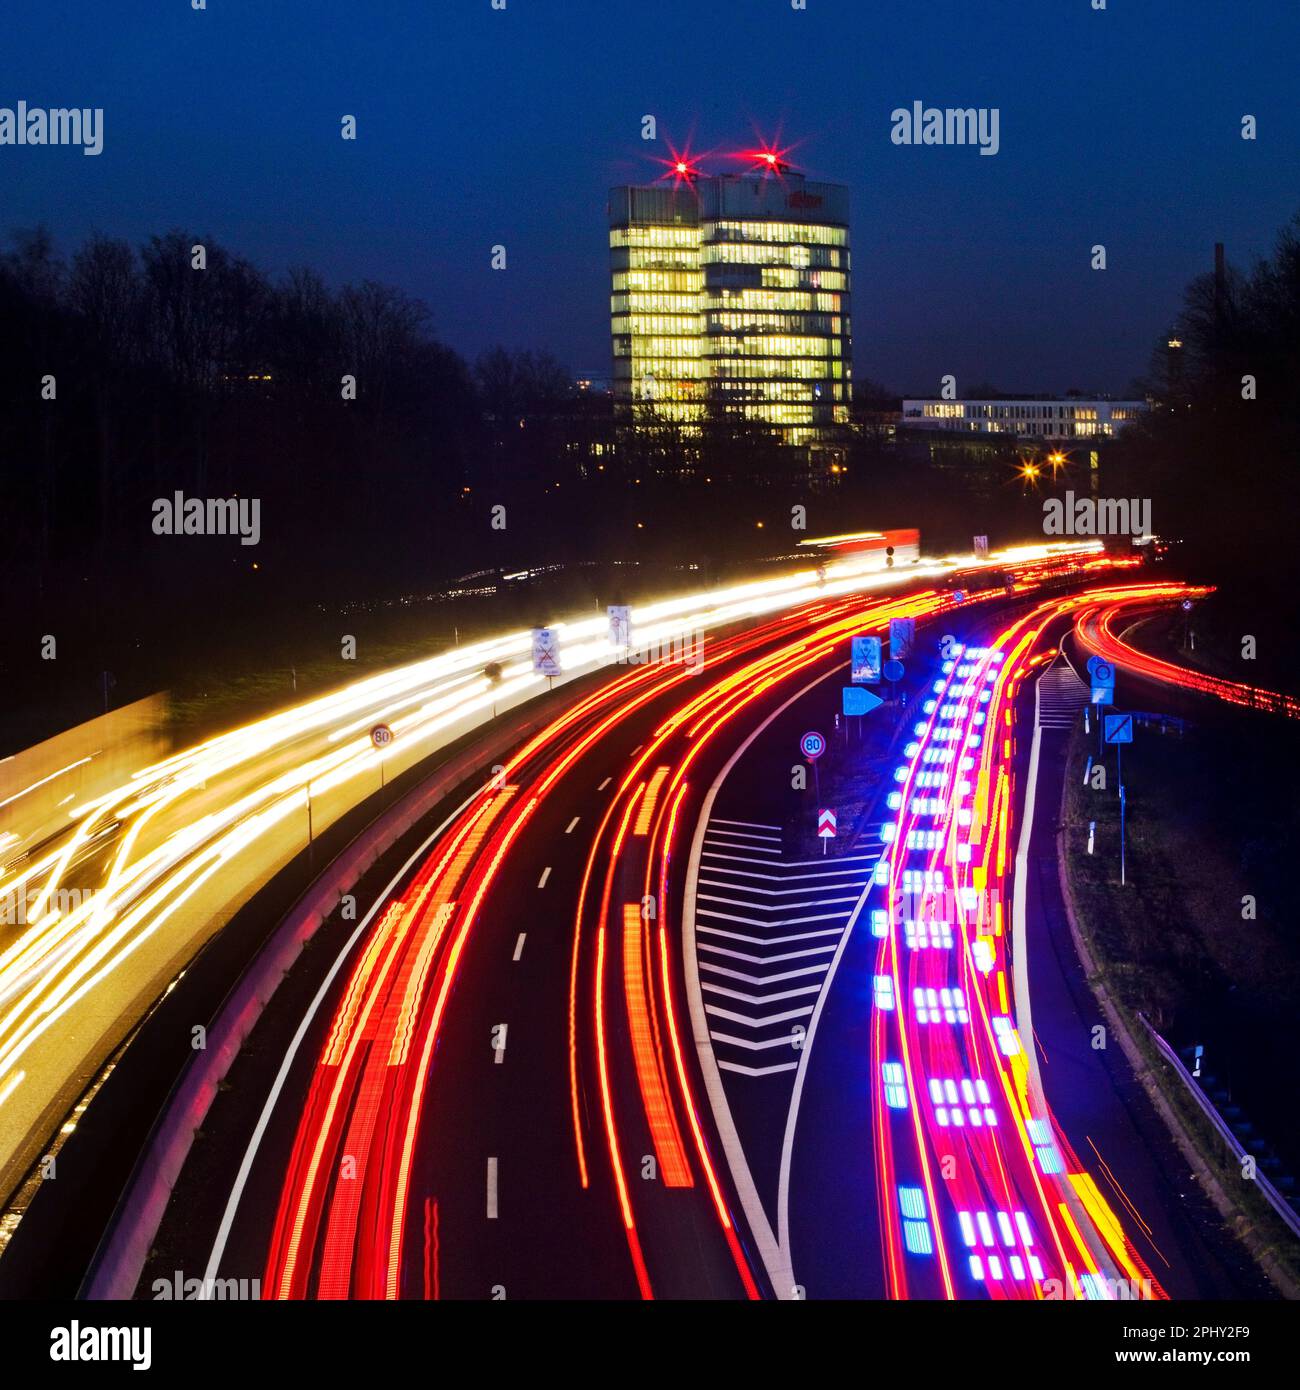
top-left (1, 695), bottom-right (170, 872)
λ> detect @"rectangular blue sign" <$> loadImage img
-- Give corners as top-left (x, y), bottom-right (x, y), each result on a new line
top-left (888, 617), bottom-right (915, 661)
top-left (851, 635), bottom-right (882, 684)
top-left (1104, 713), bottom-right (1134, 744)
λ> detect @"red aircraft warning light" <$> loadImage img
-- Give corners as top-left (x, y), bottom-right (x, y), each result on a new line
top-left (653, 143), bottom-right (702, 187)
top-left (736, 143), bottom-right (795, 175)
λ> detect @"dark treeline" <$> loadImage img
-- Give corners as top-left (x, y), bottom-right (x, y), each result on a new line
top-left (1112, 212), bottom-right (1300, 568)
top-left (0, 227), bottom-right (645, 742)
top-left (5, 214), bottom-right (1299, 735)
top-left (0, 222), bottom-right (1027, 651)
top-left (0, 226), bottom-right (601, 627)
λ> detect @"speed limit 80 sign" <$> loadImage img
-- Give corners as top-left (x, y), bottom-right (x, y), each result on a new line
top-left (800, 730), bottom-right (826, 761)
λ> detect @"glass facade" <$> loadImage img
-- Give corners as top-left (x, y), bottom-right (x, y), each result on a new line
top-left (609, 174), bottom-right (851, 445)
top-left (900, 398), bottom-right (1150, 440)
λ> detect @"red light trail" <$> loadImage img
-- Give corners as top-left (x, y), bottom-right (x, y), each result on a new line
top-left (1074, 589), bottom-right (1300, 719)
top-left (871, 582), bottom-right (1197, 1299)
top-left (259, 555), bottom-right (1154, 1301)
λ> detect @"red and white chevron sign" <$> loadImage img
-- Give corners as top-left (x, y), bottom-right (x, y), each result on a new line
top-left (817, 808), bottom-right (837, 838)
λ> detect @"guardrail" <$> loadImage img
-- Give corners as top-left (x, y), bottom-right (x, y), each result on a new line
top-left (1137, 1011), bottom-right (1300, 1243)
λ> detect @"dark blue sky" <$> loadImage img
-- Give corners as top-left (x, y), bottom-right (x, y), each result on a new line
top-left (3, 0), bottom-right (1297, 394)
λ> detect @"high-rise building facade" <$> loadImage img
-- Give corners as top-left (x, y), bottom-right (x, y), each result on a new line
top-left (608, 182), bottom-right (705, 430)
top-left (609, 171), bottom-right (851, 447)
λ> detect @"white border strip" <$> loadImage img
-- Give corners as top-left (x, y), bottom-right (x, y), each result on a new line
top-left (681, 663), bottom-right (848, 1300)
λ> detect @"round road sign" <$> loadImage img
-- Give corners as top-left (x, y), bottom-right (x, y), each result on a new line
top-left (800, 730), bottom-right (826, 761)
top-left (370, 723), bottom-right (395, 749)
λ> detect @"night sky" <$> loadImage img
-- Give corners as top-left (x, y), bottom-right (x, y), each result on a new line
top-left (3, 0), bottom-right (1298, 395)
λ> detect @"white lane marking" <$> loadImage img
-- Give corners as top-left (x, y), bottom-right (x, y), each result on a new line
top-left (565, 816), bottom-right (580, 834)
top-left (774, 852), bottom-right (877, 868)
top-left (709, 1031), bottom-right (805, 1052)
top-left (702, 981), bottom-right (823, 1005)
top-left (697, 893), bottom-right (860, 913)
top-left (704, 827), bottom-right (783, 843)
top-left (697, 961), bottom-right (831, 986)
top-left (705, 1004), bottom-right (814, 1027)
top-left (537, 866), bottom-right (552, 888)
top-left (711, 817), bottom-right (781, 831)
top-left (681, 660), bottom-right (846, 1300)
top-left (487, 1157), bottom-right (499, 1218)
top-left (696, 864), bottom-right (875, 884)
top-left (696, 908), bottom-right (854, 929)
top-left (697, 941), bottom-right (838, 966)
top-left (512, 932), bottom-right (527, 961)
top-left (597, 777), bottom-right (612, 791)
top-left (700, 839), bottom-right (795, 861)
top-left (201, 777), bottom-right (491, 1293)
top-left (1060, 637), bottom-right (1088, 684)
top-left (699, 876), bottom-right (871, 896)
top-left (704, 839), bottom-right (782, 856)
top-left (702, 849), bottom-right (876, 868)
top-left (697, 925), bottom-right (844, 947)
top-left (717, 1059), bottom-right (799, 1077)
top-left (494, 1024), bottom-right (508, 1064)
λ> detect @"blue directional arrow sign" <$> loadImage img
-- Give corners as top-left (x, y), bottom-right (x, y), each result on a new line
top-left (1104, 713), bottom-right (1134, 744)
top-left (843, 686), bottom-right (884, 716)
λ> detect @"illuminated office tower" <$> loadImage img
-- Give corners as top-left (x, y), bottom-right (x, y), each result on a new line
top-left (698, 173), bottom-right (850, 445)
top-left (608, 182), bottom-right (706, 429)
top-left (608, 169), bottom-right (851, 448)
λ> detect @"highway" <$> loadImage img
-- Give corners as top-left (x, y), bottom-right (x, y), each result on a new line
top-left (0, 540), bottom-right (1011, 1206)
top-left (3, 553), bottom-right (1270, 1302)
top-left (862, 586), bottom-right (1181, 1300)
top-left (221, 584), bottom-right (958, 1299)
top-left (134, 554), bottom-right (1260, 1302)
top-left (1014, 626), bottom-right (1271, 1299)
